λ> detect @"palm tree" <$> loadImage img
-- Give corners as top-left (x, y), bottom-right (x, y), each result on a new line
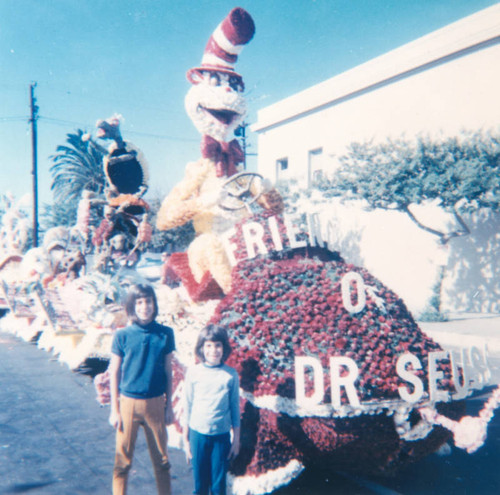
top-left (50, 129), bottom-right (106, 205)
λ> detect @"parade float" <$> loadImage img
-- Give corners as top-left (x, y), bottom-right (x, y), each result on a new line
top-left (1, 7), bottom-right (499, 495)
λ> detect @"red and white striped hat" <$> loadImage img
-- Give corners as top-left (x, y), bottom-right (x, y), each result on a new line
top-left (187, 7), bottom-right (255, 86)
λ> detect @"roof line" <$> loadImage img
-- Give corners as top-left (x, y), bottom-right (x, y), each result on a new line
top-left (252, 35), bottom-right (500, 134)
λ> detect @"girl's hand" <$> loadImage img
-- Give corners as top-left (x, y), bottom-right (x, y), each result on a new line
top-left (109, 409), bottom-right (122, 431)
top-left (164, 404), bottom-right (175, 426)
top-left (183, 436), bottom-right (192, 465)
top-left (228, 437), bottom-right (240, 460)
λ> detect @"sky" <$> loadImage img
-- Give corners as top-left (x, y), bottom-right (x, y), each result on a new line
top-left (1, 0), bottom-right (498, 211)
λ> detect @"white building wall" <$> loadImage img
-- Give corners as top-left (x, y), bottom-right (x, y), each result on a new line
top-left (252, 5), bottom-right (500, 315)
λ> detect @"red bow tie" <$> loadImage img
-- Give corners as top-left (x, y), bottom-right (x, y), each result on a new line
top-left (201, 135), bottom-right (244, 178)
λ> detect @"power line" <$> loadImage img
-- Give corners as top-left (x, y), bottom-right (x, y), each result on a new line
top-left (39, 116), bottom-right (88, 126)
top-left (0, 83), bottom-right (27, 92)
top-left (38, 115), bottom-right (199, 142)
top-left (124, 129), bottom-right (199, 143)
top-left (35, 84), bottom-right (178, 115)
top-left (38, 116), bottom-right (92, 129)
top-left (0, 116), bottom-right (29, 122)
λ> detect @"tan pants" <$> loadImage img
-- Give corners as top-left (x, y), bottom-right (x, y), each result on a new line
top-left (113, 395), bottom-right (171, 495)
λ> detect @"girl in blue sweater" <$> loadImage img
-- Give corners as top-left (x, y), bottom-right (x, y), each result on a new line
top-left (183, 324), bottom-right (241, 495)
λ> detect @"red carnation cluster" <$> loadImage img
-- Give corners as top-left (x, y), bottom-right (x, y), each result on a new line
top-left (164, 252), bottom-right (224, 302)
top-left (211, 253), bottom-right (454, 402)
top-left (92, 218), bottom-right (114, 247)
top-left (94, 370), bottom-right (111, 404)
top-left (206, 245), bottom-right (465, 482)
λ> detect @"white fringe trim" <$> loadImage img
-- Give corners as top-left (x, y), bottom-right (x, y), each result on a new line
top-left (393, 407), bottom-right (434, 441)
top-left (240, 389), bottom-right (433, 419)
top-left (230, 459), bottom-right (304, 495)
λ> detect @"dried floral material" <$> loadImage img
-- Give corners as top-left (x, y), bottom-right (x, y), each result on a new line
top-left (420, 384), bottom-right (500, 453)
top-left (94, 370), bottom-right (111, 405)
top-left (75, 194), bottom-right (91, 240)
top-left (196, 248), bottom-right (467, 489)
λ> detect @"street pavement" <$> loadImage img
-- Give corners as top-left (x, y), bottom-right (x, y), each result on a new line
top-left (0, 331), bottom-right (193, 495)
top-left (419, 313), bottom-right (500, 356)
top-left (420, 313), bottom-right (500, 384)
top-left (0, 313), bottom-right (499, 494)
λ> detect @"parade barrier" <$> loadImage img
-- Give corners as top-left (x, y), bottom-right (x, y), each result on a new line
top-left (0, 279), bottom-right (115, 371)
top-left (1, 279), bottom-right (37, 323)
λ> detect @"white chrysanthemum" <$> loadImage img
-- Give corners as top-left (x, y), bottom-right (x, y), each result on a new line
top-left (185, 74), bottom-right (246, 141)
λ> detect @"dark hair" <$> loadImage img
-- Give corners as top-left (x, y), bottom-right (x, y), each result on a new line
top-left (124, 284), bottom-right (158, 324)
top-left (195, 324), bottom-right (232, 363)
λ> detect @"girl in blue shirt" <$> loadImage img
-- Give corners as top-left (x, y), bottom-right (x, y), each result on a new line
top-left (109, 284), bottom-right (175, 495)
top-left (183, 324), bottom-right (241, 495)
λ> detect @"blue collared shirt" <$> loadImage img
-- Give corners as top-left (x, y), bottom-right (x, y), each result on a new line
top-left (111, 321), bottom-right (175, 399)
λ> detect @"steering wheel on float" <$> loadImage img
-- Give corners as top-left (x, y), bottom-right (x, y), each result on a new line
top-left (218, 172), bottom-right (265, 213)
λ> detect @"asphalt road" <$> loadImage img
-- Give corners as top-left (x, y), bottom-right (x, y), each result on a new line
top-left (0, 331), bottom-right (193, 495)
top-left (1, 331), bottom-right (499, 495)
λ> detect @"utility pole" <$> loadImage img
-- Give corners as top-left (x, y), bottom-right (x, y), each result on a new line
top-left (235, 122), bottom-right (248, 169)
top-left (235, 121), bottom-right (257, 170)
top-left (30, 82), bottom-right (39, 247)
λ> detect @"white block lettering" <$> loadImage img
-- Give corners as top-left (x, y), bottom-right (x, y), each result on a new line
top-left (428, 351), bottom-right (450, 402)
top-left (295, 356), bottom-right (325, 406)
top-left (329, 356), bottom-right (361, 408)
top-left (341, 272), bottom-right (366, 313)
top-left (242, 222), bottom-right (268, 259)
top-left (396, 353), bottom-right (424, 403)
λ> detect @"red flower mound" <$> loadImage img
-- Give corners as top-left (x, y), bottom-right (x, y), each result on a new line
top-left (207, 250), bottom-right (465, 481)
top-left (213, 253), bottom-right (452, 401)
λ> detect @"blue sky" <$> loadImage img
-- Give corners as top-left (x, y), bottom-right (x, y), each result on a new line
top-left (1, 0), bottom-right (498, 209)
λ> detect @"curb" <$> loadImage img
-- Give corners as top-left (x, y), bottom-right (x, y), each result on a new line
top-left (422, 329), bottom-right (500, 356)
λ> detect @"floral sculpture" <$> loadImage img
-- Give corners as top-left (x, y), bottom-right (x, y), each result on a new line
top-left (156, 7), bottom-right (282, 302)
top-left (0, 193), bottom-right (31, 271)
top-left (95, 114), bottom-right (149, 201)
top-left (86, 115), bottom-right (152, 270)
top-left (161, 207), bottom-right (500, 494)
top-left (11, 226), bottom-right (85, 286)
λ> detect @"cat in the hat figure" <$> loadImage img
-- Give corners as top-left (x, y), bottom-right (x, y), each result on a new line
top-left (156, 7), bottom-right (282, 302)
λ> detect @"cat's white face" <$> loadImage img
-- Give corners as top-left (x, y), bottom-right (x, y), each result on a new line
top-left (185, 71), bottom-right (247, 142)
